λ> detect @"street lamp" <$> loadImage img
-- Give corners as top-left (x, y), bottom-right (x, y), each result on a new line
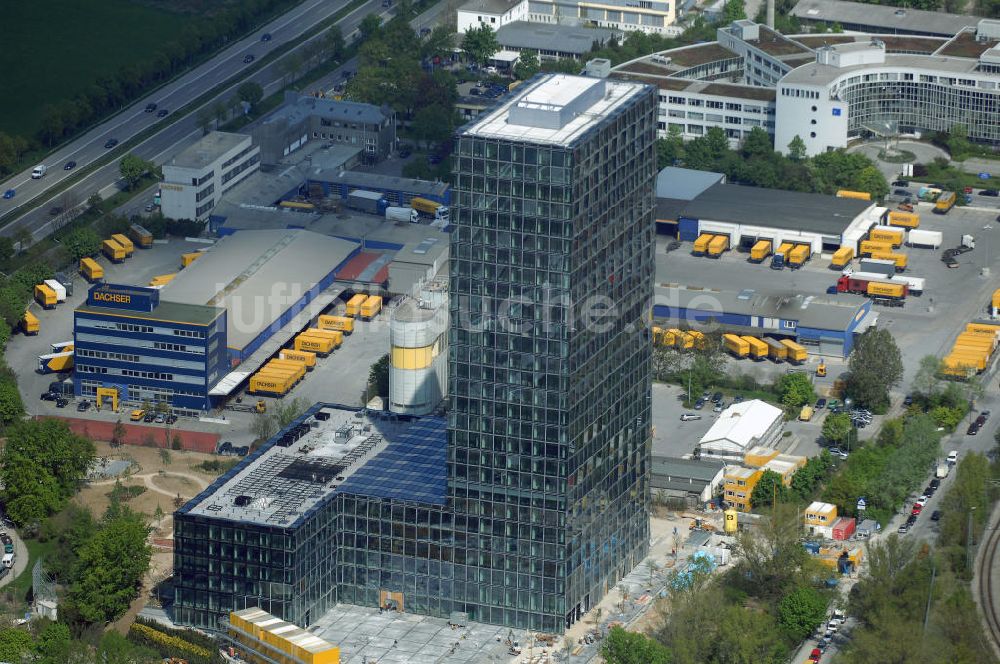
top-left (984, 225), bottom-right (992, 272)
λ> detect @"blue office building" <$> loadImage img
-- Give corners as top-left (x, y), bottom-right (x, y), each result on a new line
top-left (74, 284), bottom-right (228, 413)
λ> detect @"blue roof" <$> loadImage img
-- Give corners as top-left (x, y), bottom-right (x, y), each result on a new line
top-left (338, 417), bottom-right (448, 505)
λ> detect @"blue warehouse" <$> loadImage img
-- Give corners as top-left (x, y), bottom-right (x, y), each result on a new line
top-left (653, 286), bottom-right (874, 358)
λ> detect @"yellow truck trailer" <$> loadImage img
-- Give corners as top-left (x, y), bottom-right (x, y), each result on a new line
top-left (868, 252), bottom-right (908, 271)
top-left (34, 284), bottom-right (57, 309)
top-left (21, 310), bottom-right (39, 335)
top-left (692, 233), bottom-right (714, 256)
top-left (749, 239), bottom-right (772, 263)
top-left (80, 257), bottom-right (104, 283)
top-left (149, 273), bottom-right (177, 287)
top-left (723, 333), bottom-right (749, 358)
top-left (111, 233), bottom-right (134, 257)
top-left (360, 295), bottom-right (383, 319)
top-left (867, 282), bottom-right (906, 299)
top-left (763, 337), bottom-right (787, 362)
top-left (345, 293), bottom-right (368, 317)
top-left (707, 234), bottom-right (729, 258)
top-left (779, 339), bottom-right (807, 364)
top-left (830, 246), bottom-right (854, 269)
top-left (305, 328), bottom-right (344, 348)
top-left (836, 190), bottom-right (872, 201)
top-left (102, 239), bottom-right (126, 263)
top-left (742, 336), bottom-right (769, 360)
top-left (934, 191), bottom-right (957, 214)
top-left (181, 252), bottom-right (202, 268)
top-left (888, 210), bottom-right (920, 228)
top-left (776, 242), bottom-right (794, 259)
top-left (317, 314), bottom-right (354, 334)
top-left (859, 240), bottom-right (894, 257)
top-left (869, 226), bottom-right (904, 247)
top-left (129, 223), bottom-right (153, 248)
top-left (295, 334), bottom-right (335, 356)
top-left (687, 329), bottom-right (707, 350)
top-left (788, 244), bottom-right (811, 267)
top-left (249, 374), bottom-right (295, 396)
top-left (965, 323), bottom-right (1000, 337)
top-left (37, 350), bottom-right (74, 374)
top-left (280, 349), bottom-right (317, 369)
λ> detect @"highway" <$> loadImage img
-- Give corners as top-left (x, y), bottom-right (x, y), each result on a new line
top-left (0, 0), bottom-right (445, 244)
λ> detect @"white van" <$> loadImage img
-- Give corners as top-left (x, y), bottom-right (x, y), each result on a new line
top-left (2, 552), bottom-right (14, 568)
top-left (31, 165), bottom-right (47, 179)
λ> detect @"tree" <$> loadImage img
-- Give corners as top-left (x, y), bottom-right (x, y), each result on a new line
top-left (912, 354), bottom-right (942, 398)
top-left (601, 627), bottom-right (671, 664)
top-left (750, 469), bottom-right (790, 509)
top-left (741, 127), bottom-right (773, 158)
top-left (119, 153), bottom-right (152, 191)
top-left (324, 26), bottom-right (346, 62)
top-left (722, 0), bottom-right (747, 23)
top-left (847, 328), bottom-right (903, 412)
top-left (0, 237), bottom-right (14, 263)
top-left (369, 353), bottom-right (390, 399)
top-left (236, 81), bottom-right (264, 109)
top-left (67, 509), bottom-right (152, 624)
top-left (787, 135), bottom-right (807, 161)
top-left (196, 107), bottom-right (214, 135)
top-left (514, 51), bottom-right (540, 80)
top-left (421, 26), bottom-right (456, 62)
top-left (790, 450), bottom-right (833, 500)
top-left (36, 621), bottom-right (72, 664)
top-left (462, 25), bottom-right (500, 67)
top-left (273, 397), bottom-right (307, 429)
top-left (657, 125), bottom-right (685, 168)
top-left (14, 226), bottom-right (34, 254)
top-left (112, 419), bottom-right (126, 447)
top-left (358, 13), bottom-right (383, 42)
top-left (0, 380), bottom-right (24, 425)
top-left (821, 412), bottom-right (852, 445)
top-left (0, 628), bottom-right (33, 662)
top-left (411, 105), bottom-right (454, 148)
top-left (778, 585), bottom-right (827, 640)
top-left (733, 502), bottom-right (807, 598)
top-left (60, 227), bottom-right (102, 261)
top-left (251, 411), bottom-right (277, 441)
top-left (777, 372), bottom-right (815, 409)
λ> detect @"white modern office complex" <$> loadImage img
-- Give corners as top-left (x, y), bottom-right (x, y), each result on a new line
top-left (161, 131), bottom-right (260, 221)
top-left (601, 18), bottom-right (1000, 155)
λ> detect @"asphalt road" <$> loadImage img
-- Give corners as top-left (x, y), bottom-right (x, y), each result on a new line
top-left (0, 0), bottom-right (416, 244)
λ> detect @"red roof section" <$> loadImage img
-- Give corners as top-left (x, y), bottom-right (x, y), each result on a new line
top-left (335, 251), bottom-right (388, 284)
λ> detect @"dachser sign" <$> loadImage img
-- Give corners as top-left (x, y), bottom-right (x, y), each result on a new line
top-left (87, 283), bottom-right (160, 312)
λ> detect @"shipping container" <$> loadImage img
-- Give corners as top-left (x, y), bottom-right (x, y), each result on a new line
top-left (836, 190), bottom-right (872, 201)
top-left (360, 295), bottom-right (383, 319)
top-left (763, 337), bottom-right (787, 362)
top-left (858, 259), bottom-right (896, 277)
top-left (742, 336), bottom-right (769, 360)
top-left (37, 350), bottom-right (74, 374)
top-left (651, 326), bottom-right (669, 346)
top-left (867, 281), bottom-right (907, 298)
top-left (780, 339), bottom-right (807, 364)
top-left (305, 328), bottom-right (344, 347)
top-left (830, 246), bottom-right (854, 269)
top-left (249, 374), bottom-right (294, 396)
top-left (906, 229), bottom-right (942, 249)
top-left (280, 349), bottom-right (317, 369)
top-left (43, 279), bottom-right (66, 302)
top-left (887, 210), bottom-right (920, 228)
top-left (21, 310), bottom-right (39, 335)
top-left (181, 252), bottom-right (202, 268)
top-left (965, 323), bottom-right (1000, 336)
top-left (102, 239), bottom-right (126, 263)
top-left (707, 234), bottom-right (729, 258)
top-left (294, 334), bottom-right (334, 356)
top-left (776, 242), bottom-right (794, 258)
top-left (667, 329), bottom-right (685, 348)
top-left (859, 240), bottom-right (894, 256)
top-left (263, 360), bottom-right (306, 383)
top-left (79, 257), bottom-right (104, 283)
top-left (111, 233), bottom-right (134, 256)
top-left (347, 189), bottom-right (387, 215)
top-left (749, 239), bottom-right (772, 263)
top-left (868, 251), bottom-right (907, 271)
top-left (129, 223), bottom-right (153, 248)
top-left (675, 331), bottom-right (694, 349)
top-left (688, 329), bottom-right (707, 350)
top-left (869, 226), bottom-right (904, 247)
top-left (723, 333), bottom-right (749, 358)
top-left (34, 284), bottom-right (57, 309)
top-left (317, 314), bottom-right (354, 334)
top-left (788, 244), bottom-right (811, 267)
top-left (345, 293), bottom-right (368, 317)
top-left (692, 233), bottom-right (714, 256)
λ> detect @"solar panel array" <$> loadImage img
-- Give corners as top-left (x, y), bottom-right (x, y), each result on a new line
top-left (337, 417), bottom-right (448, 505)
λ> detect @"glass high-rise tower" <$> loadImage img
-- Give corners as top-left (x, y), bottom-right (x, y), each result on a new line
top-left (448, 74), bottom-right (657, 631)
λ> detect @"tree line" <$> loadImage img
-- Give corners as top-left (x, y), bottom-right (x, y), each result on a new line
top-left (0, 0), bottom-right (304, 174)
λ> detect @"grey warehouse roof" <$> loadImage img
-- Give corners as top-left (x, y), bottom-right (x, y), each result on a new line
top-left (678, 183), bottom-right (871, 236)
top-left (262, 92), bottom-right (390, 129)
top-left (791, 0), bottom-right (977, 37)
top-left (160, 229), bottom-right (359, 351)
top-left (459, 0), bottom-right (520, 13)
top-left (664, 287), bottom-right (869, 331)
top-left (312, 170), bottom-right (450, 199)
top-left (168, 131), bottom-right (249, 170)
top-left (652, 456), bottom-right (726, 482)
top-left (782, 52), bottom-right (987, 85)
top-left (657, 167), bottom-right (725, 200)
top-left (496, 21), bottom-right (618, 55)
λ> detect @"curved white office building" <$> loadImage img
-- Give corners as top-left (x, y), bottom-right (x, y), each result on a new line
top-left (604, 18), bottom-right (1000, 156)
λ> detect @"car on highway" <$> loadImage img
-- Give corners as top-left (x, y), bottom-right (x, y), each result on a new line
top-left (2, 189), bottom-right (13, 200)
top-left (244, 54), bottom-right (255, 63)
top-left (64, 160), bottom-right (76, 170)
top-left (261, 32), bottom-right (272, 41)
top-left (48, 206), bottom-right (62, 216)
top-left (104, 138), bottom-right (118, 149)
top-left (680, 413), bottom-right (702, 421)
top-left (157, 109), bottom-right (169, 118)
top-left (145, 103), bottom-right (157, 112)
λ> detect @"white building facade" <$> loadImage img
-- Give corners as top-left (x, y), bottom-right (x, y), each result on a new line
top-left (457, 0), bottom-right (530, 33)
top-left (161, 132), bottom-right (260, 221)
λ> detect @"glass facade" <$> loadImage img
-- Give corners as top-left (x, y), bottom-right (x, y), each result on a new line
top-left (174, 77), bottom-right (658, 636)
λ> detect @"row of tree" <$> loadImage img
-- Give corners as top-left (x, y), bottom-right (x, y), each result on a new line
top-left (659, 125), bottom-right (891, 200)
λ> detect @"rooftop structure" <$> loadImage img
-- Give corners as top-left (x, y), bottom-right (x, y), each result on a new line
top-left (167, 131), bottom-right (251, 170)
top-left (495, 21), bottom-right (619, 59)
top-left (462, 74), bottom-right (648, 145)
top-left (160, 230), bottom-right (359, 355)
top-left (698, 400), bottom-right (784, 459)
top-left (790, 0), bottom-right (978, 37)
top-left (656, 166), bottom-right (725, 200)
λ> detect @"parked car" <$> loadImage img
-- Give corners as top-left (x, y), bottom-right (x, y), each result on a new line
top-left (816, 398), bottom-right (827, 409)
top-left (893, 188), bottom-right (910, 196)
top-left (154, 413), bottom-right (166, 424)
top-left (166, 414), bottom-right (178, 425)
top-left (898, 522), bottom-right (910, 534)
top-left (967, 423), bottom-right (979, 435)
top-left (711, 391), bottom-right (723, 403)
top-left (40, 392), bottom-right (56, 401)
top-left (948, 450), bottom-right (959, 464)
top-left (907, 513), bottom-right (918, 525)
top-left (693, 398), bottom-right (705, 410)
top-left (143, 412), bottom-right (156, 423)
top-left (911, 504), bottom-right (923, 516)
top-left (981, 189), bottom-right (999, 197)
top-left (809, 647), bottom-right (822, 663)
top-left (903, 394), bottom-right (913, 406)
top-left (930, 478), bottom-right (941, 489)
top-left (891, 180), bottom-right (909, 187)
top-left (55, 398), bottom-right (68, 408)
top-left (915, 495), bottom-right (929, 507)
top-left (713, 403), bottom-right (723, 413)
top-left (76, 400), bottom-right (91, 412)
top-left (680, 413), bottom-right (702, 421)
top-left (931, 510), bottom-right (941, 521)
